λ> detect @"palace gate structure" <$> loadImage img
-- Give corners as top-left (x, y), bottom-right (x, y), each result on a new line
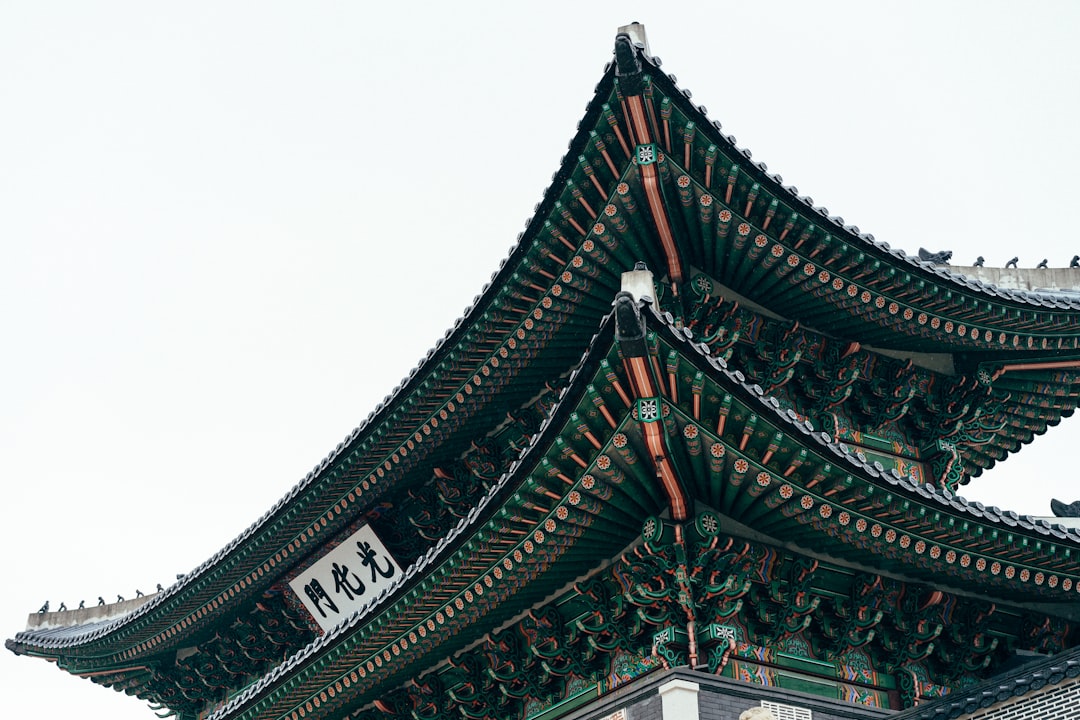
top-left (10, 24), bottom-right (1080, 720)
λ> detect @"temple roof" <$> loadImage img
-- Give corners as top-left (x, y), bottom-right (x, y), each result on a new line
top-left (10, 23), bottom-right (1080, 720)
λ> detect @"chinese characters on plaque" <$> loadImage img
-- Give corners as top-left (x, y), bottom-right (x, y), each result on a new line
top-left (287, 524), bottom-right (402, 633)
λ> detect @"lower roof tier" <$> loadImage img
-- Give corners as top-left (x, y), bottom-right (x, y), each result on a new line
top-left (15, 297), bottom-right (1079, 719)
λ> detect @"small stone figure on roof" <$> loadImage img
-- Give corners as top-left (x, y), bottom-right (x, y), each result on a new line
top-left (974, 256), bottom-right (985, 267)
top-left (1006, 257), bottom-right (1019, 268)
top-left (157, 583), bottom-right (163, 592)
top-left (740, 709), bottom-right (777, 720)
top-left (136, 589), bottom-right (144, 598)
top-left (57, 602), bottom-right (66, 612)
top-left (918, 248), bottom-right (952, 264)
top-left (78, 600), bottom-right (85, 609)
top-left (117, 594), bottom-right (124, 603)
top-left (38, 601), bottom-right (49, 614)
top-left (1051, 498), bottom-right (1080, 517)
top-left (97, 596), bottom-right (105, 606)
top-left (1037, 258), bottom-right (1048, 269)
top-left (1071, 255), bottom-right (1079, 268)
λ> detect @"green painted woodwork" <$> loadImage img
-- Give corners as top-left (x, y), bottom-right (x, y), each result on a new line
top-left (12, 32), bottom-right (1080, 720)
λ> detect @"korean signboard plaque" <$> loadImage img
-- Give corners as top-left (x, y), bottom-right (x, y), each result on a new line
top-left (288, 524), bottom-right (402, 633)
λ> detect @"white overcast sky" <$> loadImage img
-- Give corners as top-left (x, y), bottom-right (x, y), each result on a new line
top-left (3, 3), bottom-right (1080, 718)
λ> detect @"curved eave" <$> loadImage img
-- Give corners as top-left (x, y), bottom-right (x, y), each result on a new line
top-left (6, 58), bottom-right (633, 665)
top-left (639, 301), bottom-right (1080, 600)
top-left (214, 298), bottom-right (1080, 720)
top-left (633, 50), bottom-right (1080, 354)
top-left (209, 311), bottom-right (667, 720)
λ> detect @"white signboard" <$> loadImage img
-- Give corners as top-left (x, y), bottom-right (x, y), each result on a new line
top-left (288, 524), bottom-right (402, 633)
